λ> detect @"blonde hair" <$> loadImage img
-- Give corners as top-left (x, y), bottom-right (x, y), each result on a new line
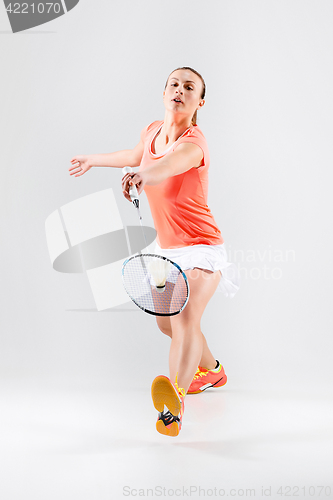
top-left (164, 66), bottom-right (206, 126)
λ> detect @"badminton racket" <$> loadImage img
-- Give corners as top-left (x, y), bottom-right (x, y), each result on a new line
top-left (121, 167), bottom-right (189, 316)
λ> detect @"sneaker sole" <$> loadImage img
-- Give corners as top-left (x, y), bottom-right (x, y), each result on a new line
top-left (156, 419), bottom-right (180, 437)
top-left (187, 374), bottom-right (228, 394)
top-left (151, 376), bottom-right (182, 416)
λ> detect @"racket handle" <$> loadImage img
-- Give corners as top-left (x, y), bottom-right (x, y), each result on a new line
top-left (122, 167), bottom-right (147, 248)
top-left (122, 166), bottom-right (139, 205)
top-left (122, 166), bottom-right (133, 175)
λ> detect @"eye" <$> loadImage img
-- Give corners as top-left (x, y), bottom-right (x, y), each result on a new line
top-left (171, 83), bottom-right (177, 87)
top-left (187, 86), bottom-right (193, 91)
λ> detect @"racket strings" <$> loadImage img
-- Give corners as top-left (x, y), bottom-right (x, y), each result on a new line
top-left (122, 254), bottom-right (188, 316)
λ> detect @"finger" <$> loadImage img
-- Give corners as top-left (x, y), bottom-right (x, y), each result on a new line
top-left (69, 162), bottom-right (81, 171)
top-left (69, 166), bottom-right (82, 174)
top-left (124, 176), bottom-right (134, 188)
top-left (122, 174), bottom-right (132, 183)
top-left (122, 191), bottom-right (131, 202)
top-left (121, 173), bottom-right (134, 183)
top-left (75, 169), bottom-right (86, 177)
top-left (122, 180), bottom-right (130, 191)
top-left (129, 175), bottom-right (139, 186)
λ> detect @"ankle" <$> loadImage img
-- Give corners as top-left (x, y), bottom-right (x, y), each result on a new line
top-left (174, 374), bottom-right (186, 398)
top-left (201, 359), bottom-right (219, 371)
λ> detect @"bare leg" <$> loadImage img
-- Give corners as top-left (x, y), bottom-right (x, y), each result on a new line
top-left (168, 268), bottom-right (221, 393)
top-left (155, 316), bottom-right (217, 371)
top-left (200, 334), bottom-right (217, 370)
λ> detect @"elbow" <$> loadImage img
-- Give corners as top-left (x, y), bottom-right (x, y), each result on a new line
top-left (126, 151), bottom-right (137, 168)
top-left (129, 149), bottom-right (144, 168)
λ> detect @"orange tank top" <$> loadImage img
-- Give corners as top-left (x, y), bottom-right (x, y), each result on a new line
top-left (139, 120), bottom-right (224, 249)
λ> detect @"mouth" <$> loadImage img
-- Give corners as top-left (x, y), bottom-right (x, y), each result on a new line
top-left (172, 98), bottom-right (183, 104)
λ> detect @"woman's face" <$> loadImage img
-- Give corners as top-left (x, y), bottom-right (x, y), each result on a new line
top-left (163, 69), bottom-right (205, 120)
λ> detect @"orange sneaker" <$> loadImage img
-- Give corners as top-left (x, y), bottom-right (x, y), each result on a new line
top-left (187, 360), bottom-right (227, 394)
top-left (151, 375), bottom-right (185, 437)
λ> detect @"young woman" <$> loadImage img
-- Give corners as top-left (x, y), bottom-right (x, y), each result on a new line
top-left (69, 67), bottom-right (240, 437)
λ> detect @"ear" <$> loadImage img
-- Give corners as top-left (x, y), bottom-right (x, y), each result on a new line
top-left (197, 99), bottom-right (205, 110)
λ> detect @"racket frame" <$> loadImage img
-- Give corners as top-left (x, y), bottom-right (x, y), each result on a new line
top-left (122, 253), bottom-right (190, 317)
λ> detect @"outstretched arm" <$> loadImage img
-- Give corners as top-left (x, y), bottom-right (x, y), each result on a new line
top-left (122, 142), bottom-right (203, 196)
top-left (69, 133), bottom-right (144, 177)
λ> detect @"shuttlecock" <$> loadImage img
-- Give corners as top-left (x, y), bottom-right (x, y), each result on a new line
top-left (148, 258), bottom-right (171, 293)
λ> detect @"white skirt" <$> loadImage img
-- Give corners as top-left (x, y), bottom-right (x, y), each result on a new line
top-left (153, 242), bottom-right (240, 299)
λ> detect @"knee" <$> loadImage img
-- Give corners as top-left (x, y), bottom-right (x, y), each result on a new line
top-left (156, 316), bottom-right (173, 338)
top-left (171, 308), bottom-right (200, 330)
top-left (157, 323), bottom-right (172, 338)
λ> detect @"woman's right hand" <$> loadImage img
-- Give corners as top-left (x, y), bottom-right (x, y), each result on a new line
top-left (69, 155), bottom-right (92, 177)
top-left (121, 172), bottom-right (135, 202)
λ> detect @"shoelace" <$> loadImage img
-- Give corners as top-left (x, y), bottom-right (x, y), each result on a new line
top-left (174, 373), bottom-right (186, 398)
top-left (193, 366), bottom-right (209, 380)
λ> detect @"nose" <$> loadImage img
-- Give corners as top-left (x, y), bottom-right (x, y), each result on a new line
top-left (176, 88), bottom-right (183, 95)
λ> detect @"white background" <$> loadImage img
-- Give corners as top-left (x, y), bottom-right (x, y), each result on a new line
top-left (1, 1), bottom-right (332, 499)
